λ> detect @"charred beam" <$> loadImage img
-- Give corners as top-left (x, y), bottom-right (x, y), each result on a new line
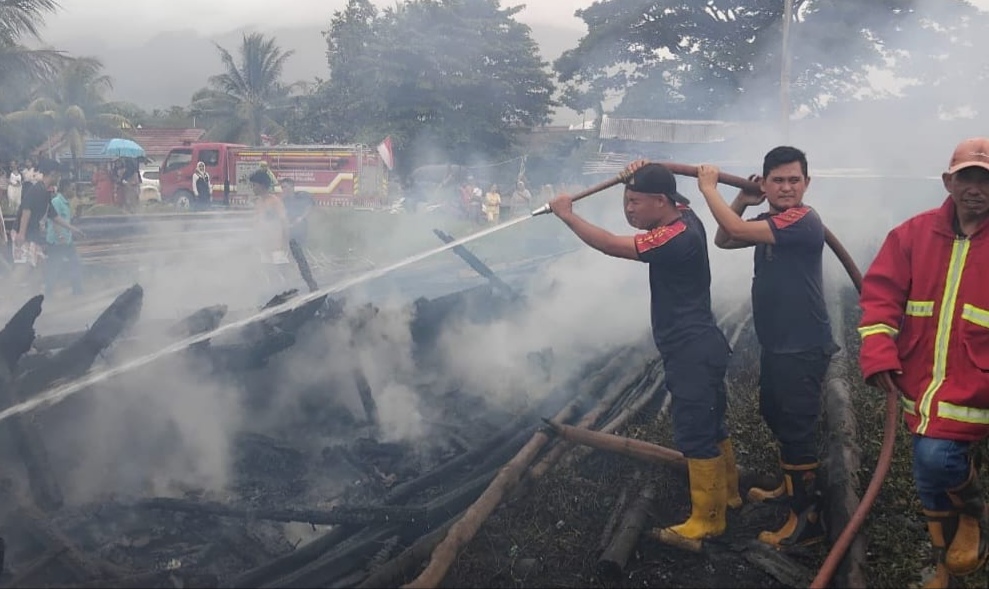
top-left (0, 296), bottom-right (62, 511)
top-left (353, 368), bottom-right (379, 430)
top-left (289, 239), bottom-right (319, 293)
top-left (264, 469), bottom-right (497, 589)
top-left (433, 229), bottom-right (518, 300)
top-left (821, 294), bottom-right (869, 588)
top-left (229, 525), bottom-right (361, 589)
top-left (331, 535), bottom-right (400, 588)
top-left (0, 296), bottom-right (43, 369)
top-left (741, 540), bottom-right (816, 588)
top-left (597, 482), bottom-right (655, 578)
top-left (14, 285), bottom-right (144, 402)
top-left (355, 512), bottom-right (463, 589)
top-left (383, 414), bottom-right (531, 505)
top-left (596, 475), bottom-right (635, 558)
top-left (136, 497), bottom-right (429, 526)
top-left (32, 303), bottom-right (225, 353)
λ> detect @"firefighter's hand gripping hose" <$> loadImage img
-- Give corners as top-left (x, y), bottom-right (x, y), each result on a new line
top-left (536, 162), bottom-right (896, 589)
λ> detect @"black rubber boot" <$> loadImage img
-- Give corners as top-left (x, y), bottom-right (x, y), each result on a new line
top-left (758, 462), bottom-right (826, 548)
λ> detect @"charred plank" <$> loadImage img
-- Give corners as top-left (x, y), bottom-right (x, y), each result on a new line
top-left (289, 239), bottom-right (318, 293)
top-left (596, 475), bottom-right (635, 558)
top-left (14, 285), bottom-right (144, 402)
top-left (741, 540), bottom-right (816, 588)
top-left (597, 482), bottom-right (655, 579)
top-left (352, 368), bottom-right (379, 430)
top-left (0, 296), bottom-right (43, 369)
top-left (0, 296), bottom-right (62, 511)
top-left (432, 229), bottom-right (518, 300)
top-left (354, 512), bottom-right (462, 589)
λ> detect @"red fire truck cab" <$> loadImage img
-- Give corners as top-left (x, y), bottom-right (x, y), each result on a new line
top-left (158, 142), bottom-right (390, 209)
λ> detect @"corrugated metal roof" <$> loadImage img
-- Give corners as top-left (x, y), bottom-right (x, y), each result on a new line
top-left (55, 139), bottom-right (111, 161)
top-left (598, 115), bottom-right (742, 144)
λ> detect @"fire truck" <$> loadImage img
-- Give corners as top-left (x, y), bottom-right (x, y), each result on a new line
top-left (157, 142), bottom-right (390, 208)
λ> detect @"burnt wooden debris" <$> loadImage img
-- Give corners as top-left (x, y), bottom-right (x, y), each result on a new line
top-left (0, 273), bottom-right (856, 589)
top-left (0, 277), bottom-right (650, 589)
top-left (597, 481), bottom-right (656, 579)
top-left (288, 239), bottom-right (319, 294)
top-left (432, 229), bottom-right (519, 300)
top-left (352, 367), bottom-right (380, 431)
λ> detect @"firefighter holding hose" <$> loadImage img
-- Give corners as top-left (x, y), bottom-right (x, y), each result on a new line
top-left (548, 161), bottom-right (740, 552)
top-left (694, 147), bottom-right (837, 549)
top-left (858, 137), bottom-right (989, 588)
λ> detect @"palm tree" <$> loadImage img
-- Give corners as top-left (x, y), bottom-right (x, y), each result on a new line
top-left (7, 56), bottom-right (132, 172)
top-left (0, 0), bottom-right (68, 89)
top-left (191, 33), bottom-right (297, 146)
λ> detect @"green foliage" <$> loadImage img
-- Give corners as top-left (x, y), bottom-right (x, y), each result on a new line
top-left (302, 0), bottom-right (556, 177)
top-left (5, 56), bottom-right (132, 166)
top-left (0, 0), bottom-right (67, 87)
top-left (190, 32), bottom-right (298, 146)
top-left (144, 105), bottom-right (197, 129)
top-left (554, 0), bottom-right (974, 121)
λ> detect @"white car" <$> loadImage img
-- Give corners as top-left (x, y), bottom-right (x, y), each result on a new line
top-left (139, 168), bottom-right (161, 203)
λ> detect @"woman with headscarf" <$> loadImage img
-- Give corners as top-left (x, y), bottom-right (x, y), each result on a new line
top-left (193, 161), bottom-right (211, 210)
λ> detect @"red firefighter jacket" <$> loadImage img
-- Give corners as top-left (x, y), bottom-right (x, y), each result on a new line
top-left (859, 197), bottom-right (989, 441)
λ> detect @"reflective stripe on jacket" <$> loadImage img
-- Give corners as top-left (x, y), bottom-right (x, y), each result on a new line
top-left (858, 196), bottom-right (989, 440)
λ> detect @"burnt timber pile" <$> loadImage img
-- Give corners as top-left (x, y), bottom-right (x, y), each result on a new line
top-left (0, 261), bottom-right (678, 589)
top-left (0, 222), bottom-right (879, 589)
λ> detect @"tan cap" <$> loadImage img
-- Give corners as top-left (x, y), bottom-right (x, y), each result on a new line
top-left (947, 137), bottom-right (989, 174)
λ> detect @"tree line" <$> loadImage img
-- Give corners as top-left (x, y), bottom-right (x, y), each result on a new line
top-left (1, 0), bottom-right (986, 178)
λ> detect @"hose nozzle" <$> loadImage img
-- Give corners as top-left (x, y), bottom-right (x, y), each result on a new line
top-left (531, 203), bottom-right (552, 217)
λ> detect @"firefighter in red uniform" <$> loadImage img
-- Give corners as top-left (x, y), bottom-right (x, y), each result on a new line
top-left (859, 137), bottom-right (989, 588)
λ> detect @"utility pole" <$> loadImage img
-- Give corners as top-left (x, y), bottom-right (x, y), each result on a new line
top-left (780, 0), bottom-right (794, 142)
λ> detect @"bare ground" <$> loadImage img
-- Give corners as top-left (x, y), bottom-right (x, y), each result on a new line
top-left (443, 290), bottom-right (989, 589)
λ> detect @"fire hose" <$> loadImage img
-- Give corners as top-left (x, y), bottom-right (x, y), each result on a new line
top-left (535, 163), bottom-right (896, 589)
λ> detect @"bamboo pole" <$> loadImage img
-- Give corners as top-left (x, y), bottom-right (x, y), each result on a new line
top-left (544, 421), bottom-right (686, 467)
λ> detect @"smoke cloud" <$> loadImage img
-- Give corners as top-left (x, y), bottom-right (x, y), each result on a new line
top-left (15, 0), bottom-right (984, 515)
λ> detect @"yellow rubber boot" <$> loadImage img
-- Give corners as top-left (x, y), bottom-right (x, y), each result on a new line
top-left (922, 509), bottom-right (959, 589)
top-left (758, 463), bottom-right (825, 548)
top-left (651, 455), bottom-right (728, 552)
top-left (945, 466), bottom-right (989, 576)
top-left (718, 439), bottom-right (743, 509)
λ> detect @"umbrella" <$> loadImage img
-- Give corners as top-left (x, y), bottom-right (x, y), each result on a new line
top-left (103, 138), bottom-right (145, 159)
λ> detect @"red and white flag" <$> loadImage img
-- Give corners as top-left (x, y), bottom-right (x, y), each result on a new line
top-left (376, 136), bottom-right (395, 170)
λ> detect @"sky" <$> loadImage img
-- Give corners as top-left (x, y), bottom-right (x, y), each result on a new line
top-left (40, 0), bottom-right (596, 41)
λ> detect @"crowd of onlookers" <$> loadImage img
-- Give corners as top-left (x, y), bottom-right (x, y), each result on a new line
top-left (455, 176), bottom-right (553, 224)
top-left (1, 158), bottom-right (85, 300)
